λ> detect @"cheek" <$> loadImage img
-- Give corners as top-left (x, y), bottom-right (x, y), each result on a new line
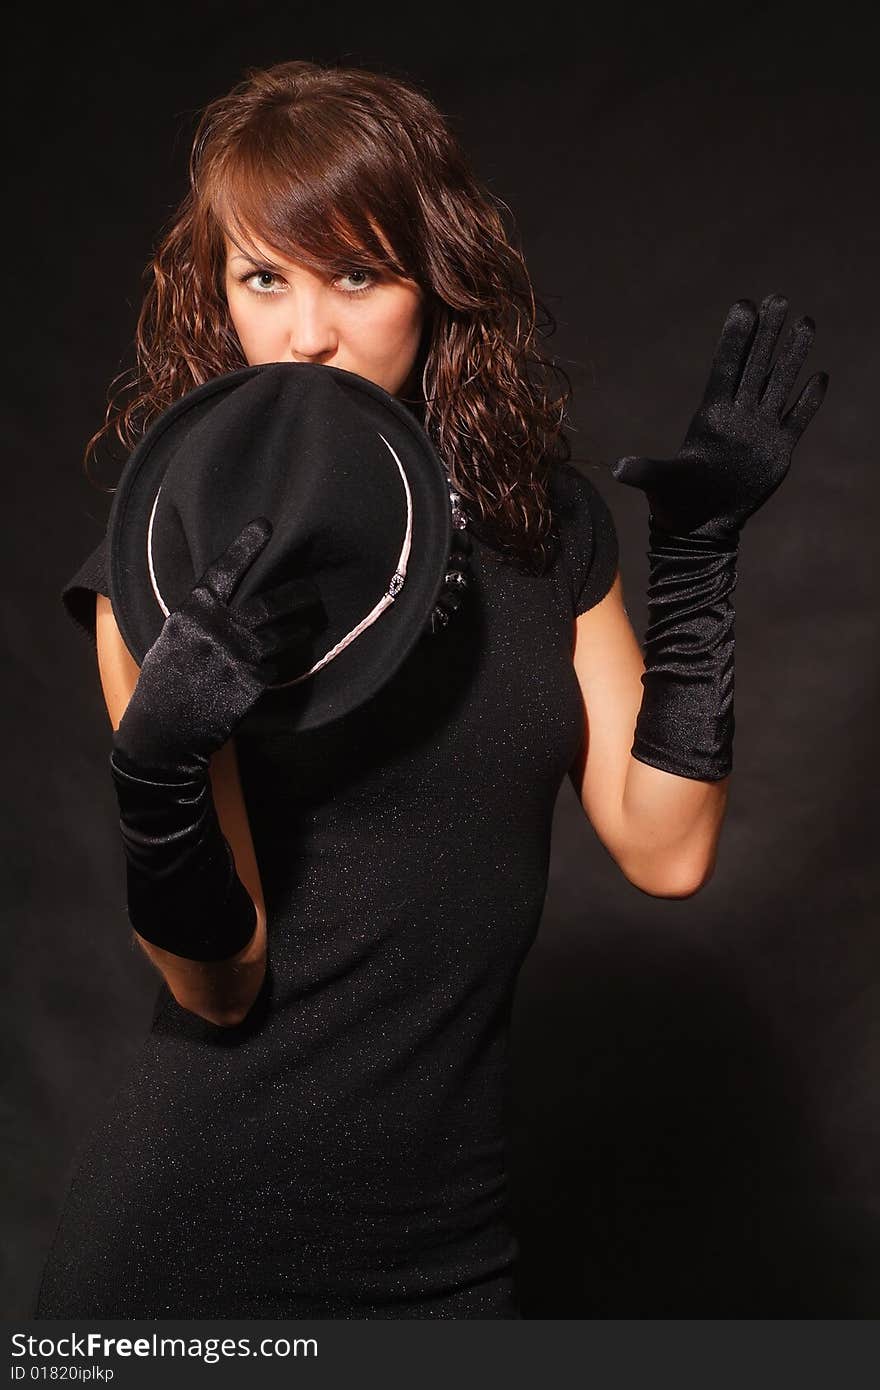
top-left (225, 284), bottom-right (280, 350)
top-left (360, 296), bottom-right (423, 359)
top-left (229, 295), bottom-right (265, 341)
top-left (225, 289), bottom-right (250, 340)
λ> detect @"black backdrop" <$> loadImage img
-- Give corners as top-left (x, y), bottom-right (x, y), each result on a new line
top-left (5, 0), bottom-right (877, 1318)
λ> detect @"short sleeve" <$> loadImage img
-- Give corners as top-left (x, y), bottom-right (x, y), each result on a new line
top-left (552, 461), bottom-right (620, 616)
top-left (61, 534), bottom-right (109, 645)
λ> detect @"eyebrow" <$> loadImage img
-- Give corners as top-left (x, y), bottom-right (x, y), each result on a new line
top-left (227, 250), bottom-right (288, 271)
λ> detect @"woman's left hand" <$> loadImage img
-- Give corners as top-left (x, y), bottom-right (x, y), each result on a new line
top-left (611, 293), bottom-right (830, 545)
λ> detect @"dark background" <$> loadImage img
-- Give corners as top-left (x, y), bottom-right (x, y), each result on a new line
top-left (4, 0), bottom-right (877, 1317)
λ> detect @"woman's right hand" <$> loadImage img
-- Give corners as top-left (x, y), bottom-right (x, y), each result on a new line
top-left (112, 517), bottom-right (325, 778)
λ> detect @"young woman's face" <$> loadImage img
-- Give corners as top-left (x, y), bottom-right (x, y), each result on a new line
top-left (223, 232), bottom-right (427, 399)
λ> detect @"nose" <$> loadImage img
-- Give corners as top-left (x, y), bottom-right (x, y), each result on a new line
top-left (285, 285), bottom-right (338, 363)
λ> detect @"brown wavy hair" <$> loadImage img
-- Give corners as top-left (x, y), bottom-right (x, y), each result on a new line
top-left (85, 58), bottom-right (575, 573)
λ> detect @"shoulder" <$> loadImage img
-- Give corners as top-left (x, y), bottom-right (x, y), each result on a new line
top-left (548, 460), bottom-right (620, 617)
top-left (61, 531), bottom-right (109, 644)
top-left (58, 523), bottom-right (141, 725)
top-left (549, 459), bottom-right (616, 533)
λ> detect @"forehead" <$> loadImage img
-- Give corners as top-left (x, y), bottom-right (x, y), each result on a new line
top-left (223, 231), bottom-right (287, 265)
top-left (222, 214), bottom-right (397, 267)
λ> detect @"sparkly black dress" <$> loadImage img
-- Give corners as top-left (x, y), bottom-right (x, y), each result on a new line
top-left (35, 461), bottom-right (618, 1319)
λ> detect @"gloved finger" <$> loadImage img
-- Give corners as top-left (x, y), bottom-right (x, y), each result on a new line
top-left (268, 606), bottom-right (328, 647)
top-left (251, 611), bottom-right (327, 661)
top-left (238, 578), bottom-right (325, 629)
top-left (199, 518), bottom-right (274, 605)
top-left (735, 292), bottom-right (790, 404)
top-left (611, 454), bottom-right (650, 487)
top-left (780, 370), bottom-right (829, 442)
top-left (760, 316), bottom-right (816, 417)
top-left (611, 454), bottom-right (669, 489)
top-left (255, 605), bottom-right (326, 660)
top-left (702, 298), bottom-right (758, 402)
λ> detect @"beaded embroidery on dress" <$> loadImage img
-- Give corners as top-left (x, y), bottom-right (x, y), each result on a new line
top-left (425, 482), bottom-right (472, 635)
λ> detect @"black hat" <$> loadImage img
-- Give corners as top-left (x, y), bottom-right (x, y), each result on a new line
top-left (107, 361), bottom-right (471, 732)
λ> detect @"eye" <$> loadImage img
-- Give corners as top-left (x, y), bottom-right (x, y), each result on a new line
top-left (239, 269), bottom-right (285, 295)
top-left (335, 268), bottom-right (378, 295)
top-left (234, 265), bottom-right (380, 298)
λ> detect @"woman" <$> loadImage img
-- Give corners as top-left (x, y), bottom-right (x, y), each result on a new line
top-left (35, 59), bottom-right (827, 1319)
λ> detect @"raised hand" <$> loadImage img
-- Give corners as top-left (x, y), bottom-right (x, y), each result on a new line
top-left (611, 293), bottom-right (830, 544)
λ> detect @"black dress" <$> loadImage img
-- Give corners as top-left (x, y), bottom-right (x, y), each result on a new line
top-left (35, 462), bottom-right (619, 1319)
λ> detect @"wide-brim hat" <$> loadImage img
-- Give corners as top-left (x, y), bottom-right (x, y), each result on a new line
top-left (107, 361), bottom-right (457, 732)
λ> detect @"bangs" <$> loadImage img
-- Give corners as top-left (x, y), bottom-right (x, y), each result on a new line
top-left (208, 127), bottom-right (415, 279)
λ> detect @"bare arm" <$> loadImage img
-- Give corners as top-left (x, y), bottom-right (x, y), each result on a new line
top-left (96, 593), bottom-right (268, 1025)
top-left (568, 571), bottom-right (729, 897)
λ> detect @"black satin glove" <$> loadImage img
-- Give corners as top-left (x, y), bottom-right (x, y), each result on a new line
top-left (613, 293), bottom-right (829, 543)
top-left (113, 517), bottom-right (324, 778)
top-left (611, 293), bottom-right (829, 781)
top-left (110, 518), bottom-right (326, 959)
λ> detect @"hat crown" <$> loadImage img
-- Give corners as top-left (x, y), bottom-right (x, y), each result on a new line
top-left (151, 365), bottom-right (419, 614)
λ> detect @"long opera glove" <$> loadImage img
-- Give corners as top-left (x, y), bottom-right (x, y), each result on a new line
top-left (612, 293), bottom-right (829, 780)
top-left (110, 517), bottom-right (326, 959)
